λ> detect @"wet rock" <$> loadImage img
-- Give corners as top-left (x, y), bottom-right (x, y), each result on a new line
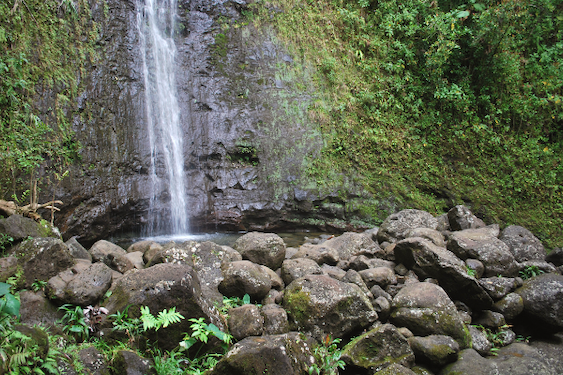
top-left (111, 350), bottom-right (155, 375)
top-left (280, 258), bottom-right (323, 285)
top-left (115, 251), bottom-right (144, 272)
top-left (529, 333), bottom-right (563, 373)
top-left (374, 363), bottom-right (418, 375)
top-left (283, 274), bottom-right (377, 339)
top-left (394, 237), bottom-right (493, 310)
top-left (127, 240), bottom-right (158, 254)
top-left (233, 232), bottom-right (286, 270)
top-left (208, 332), bottom-right (314, 375)
top-left (261, 304), bottom-right (289, 335)
top-left (89, 240), bottom-right (127, 268)
top-left (14, 237), bottom-right (75, 289)
top-left (499, 225), bottom-right (546, 262)
top-left (377, 209), bottom-right (438, 244)
top-left (342, 323), bottom-right (415, 372)
top-left (142, 242), bottom-right (164, 264)
top-left (103, 263), bottom-right (223, 351)
top-left (146, 241), bottom-right (194, 267)
top-left (447, 205), bottom-right (486, 231)
top-left (219, 260), bottom-right (272, 301)
top-left (492, 342), bottom-right (555, 375)
top-left (515, 273), bottom-right (563, 328)
top-left (408, 335), bottom-right (460, 367)
top-left (390, 282), bottom-right (472, 348)
top-left (228, 304), bottom-right (264, 340)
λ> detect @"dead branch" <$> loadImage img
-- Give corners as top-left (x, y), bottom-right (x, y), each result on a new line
top-left (0, 199), bottom-right (63, 221)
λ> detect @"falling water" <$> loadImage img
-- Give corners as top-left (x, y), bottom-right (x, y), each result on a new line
top-left (137, 0), bottom-right (188, 235)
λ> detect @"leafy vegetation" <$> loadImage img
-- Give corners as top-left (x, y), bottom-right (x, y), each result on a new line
top-left (248, 0), bottom-right (562, 247)
top-left (519, 265), bottom-right (545, 279)
top-left (309, 336), bottom-right (346, 375)
top-left (0, 0), bottom-right (100, 204)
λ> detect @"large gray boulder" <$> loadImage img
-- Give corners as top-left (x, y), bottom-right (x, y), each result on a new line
top-left (47, 262), bottom-right (113, 306)
top-left (408, 335), bottom-right (460, 367)
top-left (499, 225), bottom-right (546, 262)
top-left (208, 332), bottom-right (315, 375)
top-left (89, 240), bottom-right (127, 268)
top-left (283, 274), bottom-right (377, 339)
top-left (13, 237), bottom-right (75, 289)
top-left (390, 282), bottom-right (472, 348)
top-left (318, 232), bottom-right (377, 261)
top-left (103, 263), bottom-right (223, 351)
top-left (233, 232), bottom-right (286, 270)
top-left (341, 323), bottom-right (415, 372)
top-left (280, 258), bottom-right (323, 285)
top-left (145, 241), bottom-right (194, 267)
top-left (219, 260), bottom-right (272, 301)
top-left (447, 228), bottom-right (519, 277)
top-left (228, 304), bottom-right (264, 340)
top-left (376, 209), bottom-right (438, 244)
top-left (394, 237), bottom-right (493, 309)
top-left (516, 273), bottom-right (563, 328)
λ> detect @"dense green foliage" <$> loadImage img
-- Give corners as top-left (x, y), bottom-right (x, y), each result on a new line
top-left (251, 0), bottom-right (562, 246)
top-left (0, 0), bottom-right (99, 201)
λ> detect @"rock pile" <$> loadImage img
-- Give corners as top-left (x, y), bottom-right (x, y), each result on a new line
top-left (1, 206), bottom-right (562, 374)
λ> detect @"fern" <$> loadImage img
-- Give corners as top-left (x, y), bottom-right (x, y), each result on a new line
top-left (157, 307), bottom-right (184, 329)
top-left (140, 306), bottom-right (159, 331)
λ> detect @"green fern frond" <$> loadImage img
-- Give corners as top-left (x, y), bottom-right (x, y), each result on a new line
top-left (157, 307), bottom-right (185, 329)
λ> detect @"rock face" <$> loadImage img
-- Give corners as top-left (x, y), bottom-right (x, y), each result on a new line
top-left (54, 0), bottom-right (375, 244)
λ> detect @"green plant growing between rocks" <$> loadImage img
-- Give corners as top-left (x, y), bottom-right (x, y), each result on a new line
top-left (309, 336), bottom-right (346, 375)
top-left (519, 265), bottom-right (545, 280)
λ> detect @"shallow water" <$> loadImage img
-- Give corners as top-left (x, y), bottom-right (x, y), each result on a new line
top-left (110, 231), bottom-right (330, 250)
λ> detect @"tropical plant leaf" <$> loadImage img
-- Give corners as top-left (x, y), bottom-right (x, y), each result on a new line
top-left (0, 283), bottom-right (10, 297)
top-left (2, 293), bottom-right (20, 317)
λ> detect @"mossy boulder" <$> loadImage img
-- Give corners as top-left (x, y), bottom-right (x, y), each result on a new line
top-left (341, 323), bottom-right (415, 372)
top-left (282, 274), bottom-right (377, 339)
top-left (390, 282), bottom-right (472, 349)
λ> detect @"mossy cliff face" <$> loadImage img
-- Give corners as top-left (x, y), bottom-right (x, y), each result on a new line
top-left (55, 0), bottom-right (373, 244)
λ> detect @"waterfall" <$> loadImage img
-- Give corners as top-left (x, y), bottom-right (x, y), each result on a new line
top-left (137, 0), bottom-right (188, 235)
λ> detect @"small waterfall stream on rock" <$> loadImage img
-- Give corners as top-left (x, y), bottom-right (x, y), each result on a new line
top-left (137, 0), bottom-right (188, 236)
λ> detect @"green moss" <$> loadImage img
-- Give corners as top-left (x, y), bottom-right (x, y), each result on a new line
top-left (284, 287), bottom-right (312, 323)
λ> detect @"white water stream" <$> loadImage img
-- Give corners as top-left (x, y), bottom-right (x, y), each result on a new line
top-left (137, 0), bottom-right (188, 235)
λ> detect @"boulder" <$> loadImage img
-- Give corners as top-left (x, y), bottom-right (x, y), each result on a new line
top-left (228, 304), bottom-right (264, 340)
top-left (377, 209), bottom-right (438, 244)
top-left (492, 342), bottom-right (555, 375)
top-left (408, 335), bottom-right (460, 367)
top-left (447, 205), bottom-right (486, 231)
top-left (318, 232), bottom-right (376, 261)
top-left (499, 225), bottom-right (546, 262)
top-left (19, 290), bottom-right (63, 327)
top-left (208, 332), bottom-right (315, 375)
top-left (405, 227), bottom-right (446, 247)
top-left (65, 237), bottom-right (92, 261)
top-left (103, 263), bottom-right (224, 351)
top-left (111, 350), bottom-right (155, 375)
top-left (478, 277), bottom-right (518, 300)
top-left (545, 247), bottom-right (563, 266)
top-left (472, 310), bottom-right (506, 329)
top-left (13, 237), bottom-right (75, 289)
top-left (0, 256), bottom-right (17, 282)
top-left (89, 240), bottom-right (127, 268)
top-left (342, 269), bottom-right (372, 297)
top-left (359, 267), bottom-right (397, 289)
top-left (233, 232), bottom-right (286, 270)
top-left (77, 346), bottom-right (110, 375)
top-left (468, 325), bottom-right (492, 356)
top-left (447, 229), bottom-right (519, 277)
top-left (515, 273), bottom-right (563, 328)
top-left (439, 348), bottom-right (495, 374)
top-left (283, 274), bottom-right (377, 339)
top-left (394, 237), bottom-right (493, 310)
top-left (219, 260), bottom-right (272, 301)
top-left (0, 214), bottom-right (59, 241)
top-left (492, 292), bottom-right (524, 320)
top-left (146, 241), bottom-right (194, 267)
top-left (374, 363), bottom-right (417, 375)
top-left (291, 243), bottom-right (339, 265)
top-left (390, 282), bottom-right (472, 348)
top-left (49, 262), bottom-right (113, 306)
top-left (280, 258), bottom-right (323, 285)
top-left (261, 304), bottom-right (289, 335)
top-left (341, 323), bottom-right (415, 372)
